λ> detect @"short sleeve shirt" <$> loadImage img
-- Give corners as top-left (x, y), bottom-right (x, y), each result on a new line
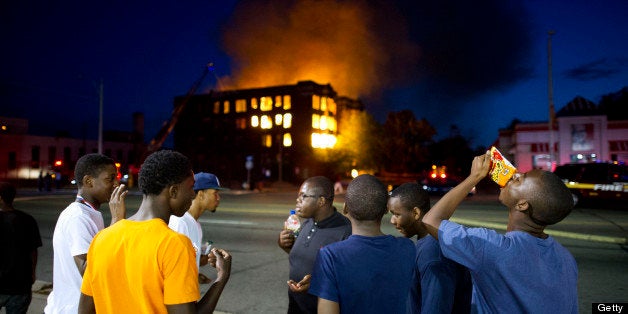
top-left (438, 220), bottom-right (578, 313)
top-left (81, 219), bottom-right (199, 313)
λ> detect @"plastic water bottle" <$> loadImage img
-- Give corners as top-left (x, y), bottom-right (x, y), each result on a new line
top-left (284, 209), bottom-right (301, 236)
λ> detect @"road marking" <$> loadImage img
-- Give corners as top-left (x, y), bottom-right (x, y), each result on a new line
top-left (198, 218), bottom-right (256, 226)
top-left (451, 217), bottom-right (627, 245)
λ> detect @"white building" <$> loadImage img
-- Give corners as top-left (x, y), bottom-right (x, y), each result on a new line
top-left (0, 116), bottom-right (140, 185)
top-left (497, 95), bottom-right (628, 173)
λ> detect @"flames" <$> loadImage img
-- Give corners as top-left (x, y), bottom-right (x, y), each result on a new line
top-left (220, 0), bottom-right (420, 99)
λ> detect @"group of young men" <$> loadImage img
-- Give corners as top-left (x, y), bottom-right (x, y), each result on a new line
top-left (2, 148), bottom-right (578, 313)
top-left (279, 150), bottom-right (578, 313)
top-left (42, 150), bottom-right (231, 314)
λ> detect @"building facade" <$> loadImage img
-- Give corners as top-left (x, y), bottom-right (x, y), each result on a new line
top-left (497, 96), bottom-right (628, 173)
top-left (173, 81), bottom-right (362, 187)
top-left (0, 116), bottom-right (141, 187)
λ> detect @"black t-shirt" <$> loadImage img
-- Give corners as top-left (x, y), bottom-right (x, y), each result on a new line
top-left (288, 210), bottom-right (351, 313)
top-left (0, 209), bottom-right (43, 294)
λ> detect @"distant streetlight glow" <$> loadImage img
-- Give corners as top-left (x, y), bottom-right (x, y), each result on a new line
top-left (351, 169), bottom-right (358, 178)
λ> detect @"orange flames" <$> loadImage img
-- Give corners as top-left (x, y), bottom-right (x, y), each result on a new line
top-left (220, 0), bottom-right (420, 99)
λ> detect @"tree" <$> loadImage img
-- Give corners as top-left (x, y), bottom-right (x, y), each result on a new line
top-left (314, 109), bottom-right (381, 178)
top-left (380, 110), bottom-right (436, 173)
top-left (429, 126), bottom-right (474, 178)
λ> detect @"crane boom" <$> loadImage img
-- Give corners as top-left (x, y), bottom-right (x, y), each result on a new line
top-left (146, 63), bottom-right (213, 153)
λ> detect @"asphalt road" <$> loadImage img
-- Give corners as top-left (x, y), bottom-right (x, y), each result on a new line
top-left (11, 187), bottom-right (628, 314)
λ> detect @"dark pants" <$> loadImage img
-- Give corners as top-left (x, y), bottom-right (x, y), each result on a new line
top-left (288, 293), bottom-right (316, 314)
top-left (0, 293), bottom-right (32, 314)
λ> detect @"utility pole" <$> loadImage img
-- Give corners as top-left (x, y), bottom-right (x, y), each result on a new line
top-left (98, 79), bottom-right (104, 154)
top-left (547, 30), bottom-right (556, 169)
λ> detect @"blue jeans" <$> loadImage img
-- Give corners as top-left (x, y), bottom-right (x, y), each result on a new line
top-left (0, 293), bottom-right (32, 314)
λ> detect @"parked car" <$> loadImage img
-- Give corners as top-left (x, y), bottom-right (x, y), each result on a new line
top-left (553, 162), bottom-right (628, 204)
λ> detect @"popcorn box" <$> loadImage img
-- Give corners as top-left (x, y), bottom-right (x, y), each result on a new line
top-left (489, 147), bottom-right (517, 187)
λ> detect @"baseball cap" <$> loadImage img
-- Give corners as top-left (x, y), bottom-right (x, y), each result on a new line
top-left (193, 172), bottom-right (229, 191)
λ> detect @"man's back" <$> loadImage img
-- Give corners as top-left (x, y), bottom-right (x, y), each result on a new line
top-left (310, 234), bottom-right (415, 313)
top-left (0, 209), bottom-right (42, 294)
top-left (81, 219), bottom-right (199, 313)
top-left (412, 234), bottom-right (471, 313)
top-left (439, 221), bottom-right (578, 313)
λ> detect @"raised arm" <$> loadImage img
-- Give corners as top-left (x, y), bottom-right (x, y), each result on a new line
top-left (196, 248), bottom-right (232, 313)
top-left (423, 151), bottom-right (491, 240)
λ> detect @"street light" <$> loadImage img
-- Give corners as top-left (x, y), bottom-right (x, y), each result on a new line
top-left (98, 79), bottom-right (103, 154)
top-left (547, 30), bottom-right (556, 169)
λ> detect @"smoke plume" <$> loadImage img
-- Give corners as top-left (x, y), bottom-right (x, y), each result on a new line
top-left (221, 0), bottom-right (420, 98)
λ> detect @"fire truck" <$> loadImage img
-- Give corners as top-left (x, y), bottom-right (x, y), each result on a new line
top-left (553, 162), bottom-right (628, 204)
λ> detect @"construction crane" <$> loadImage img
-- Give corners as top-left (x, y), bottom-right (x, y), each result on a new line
top-left (146, 63), bottom-right (214, 153)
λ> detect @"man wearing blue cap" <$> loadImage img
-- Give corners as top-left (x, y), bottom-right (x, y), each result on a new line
top-left (169, 172), bottom-right (228, 283)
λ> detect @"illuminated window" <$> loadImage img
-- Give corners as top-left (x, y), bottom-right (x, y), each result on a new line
top-left (312, 95), bottom-right (320, 110)
top-left (261, 97), bottom-right (273, 111)
top-left (321, 97), bottom-right (327, 111)
top-left (251, 116), bottom-right (259, 127)
top-left (262, 134), bottom-right (272, 147)
top-left (251, 98), bottom-right (258, 110)
top-left (329, 117), bottom-right (337, 131)
top-left (328, 98), bottom-right (336, 114)
top-left (213, 101), bottom-right (220, 114)
top-left (312, 114), bottom-right (320, 129)
top-left (311, 132), bottom-right (337, 149)
top-left (275, 95), bottom-right (282, 107)
top-left (283, 113), bottom-right (292, 128)
top-left (320, 115), bottom-right (328, 130)
top-left (283, 133), bottom-right (292, 147)
top-left (260, 115), bottom-right (272, 129)
top-left (283, 95), bottom-right (291, 110)
top-left (235, 99), bottom-right (247, 112)
top-left (236, 118), bottom-right (247, 129)
top-left (275, 114), bottom-right (282, 125)
top-left (223, 100), bottom-right (230, 114)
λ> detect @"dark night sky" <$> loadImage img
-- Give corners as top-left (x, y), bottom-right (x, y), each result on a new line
top-left (2, 0), bottom-right (627, 148)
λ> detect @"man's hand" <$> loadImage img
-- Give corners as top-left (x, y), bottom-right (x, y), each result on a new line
top-left (207, 251), bottom-right (217, 268)
top-left (470, 150), bottom-right (492, 182)
top-left (287, 274), bottom-right (311, 293)
top-left (109, 184), bottom-right (127, 225)
top-left (278, 229), bottom-right (295, 253)
top-left (200, 253), bottom-right (209, 267)
top-left (211, 248), bottom-right (232, 282)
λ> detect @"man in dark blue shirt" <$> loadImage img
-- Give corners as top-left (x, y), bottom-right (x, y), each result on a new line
top-left (277, 176), bottom-right (351, 314)
top-left (389, 182), bottom-right (471, 313)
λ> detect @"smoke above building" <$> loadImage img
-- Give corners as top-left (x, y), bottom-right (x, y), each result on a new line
top-left (220, 0), bottom-right (420, 99)
top-left (220, 0), bottom-right (535, 134)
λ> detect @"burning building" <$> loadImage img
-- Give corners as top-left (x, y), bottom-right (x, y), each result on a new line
top-left (173, 80), bottom-right (363, 189)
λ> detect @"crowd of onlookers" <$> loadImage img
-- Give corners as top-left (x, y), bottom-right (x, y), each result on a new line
top-left (1, 149), bottom-right (578, 313)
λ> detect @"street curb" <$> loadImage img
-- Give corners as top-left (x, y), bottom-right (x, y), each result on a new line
top-left (451, 218), bottom-right (628, 245)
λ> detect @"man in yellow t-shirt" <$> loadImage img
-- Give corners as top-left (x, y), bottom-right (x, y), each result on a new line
top-left (78, 150), bottom-right (232, 314)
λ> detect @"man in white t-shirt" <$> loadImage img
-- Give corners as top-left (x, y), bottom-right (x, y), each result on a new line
top-left (169, 172), bottom-right (227, 283)
top-left (45, 154), bottom-right (127, 314)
